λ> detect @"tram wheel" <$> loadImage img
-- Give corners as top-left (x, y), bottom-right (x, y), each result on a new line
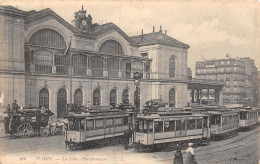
top-left (18, 123), bottom-right (33, 138)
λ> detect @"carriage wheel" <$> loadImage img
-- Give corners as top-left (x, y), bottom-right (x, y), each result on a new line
top-left (40, 128), bottom-right (50, 137)
top-left (18, 123), bottom-right (33, 138)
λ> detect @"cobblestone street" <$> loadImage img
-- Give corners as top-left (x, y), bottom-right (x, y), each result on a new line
top-left (0, 122), bottom-right (259, 164)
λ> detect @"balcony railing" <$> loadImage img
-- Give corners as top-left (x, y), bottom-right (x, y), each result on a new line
top-left (31, 64), bottom-right (150, 79)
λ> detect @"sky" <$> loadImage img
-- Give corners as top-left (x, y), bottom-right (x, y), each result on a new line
top-left (1, 0), bottom-right (260, 75)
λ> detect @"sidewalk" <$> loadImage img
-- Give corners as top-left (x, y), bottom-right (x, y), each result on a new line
top-left (0, 121), bottom-right (7, 138)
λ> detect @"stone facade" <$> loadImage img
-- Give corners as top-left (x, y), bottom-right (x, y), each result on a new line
top-left (0, 6), bottom-right (190, 118)
top-left (195, 57), bottom-right (258, 106)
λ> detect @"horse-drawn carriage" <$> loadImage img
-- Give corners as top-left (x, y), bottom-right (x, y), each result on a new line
top-left (5, 108), bottom-right (54, 138)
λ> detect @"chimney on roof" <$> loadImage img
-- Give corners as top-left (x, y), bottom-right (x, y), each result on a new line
top-left (165, 30), bottom-right (167, 35)
top-left (141, 29), bottom-right (144, 41)
top-left (159, 25), bottom-right (162, 32)
top-left (153, 26), bottom-right (155, 33)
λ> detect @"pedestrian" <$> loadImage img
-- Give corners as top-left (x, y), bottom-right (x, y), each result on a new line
top-left (123, 130), bottom-right (130, 150)
top-left (41, 106), bottom-right (46, 113)
top-left (6, 104), bottom-right (11, 115)
top-left (185, 143), bottom-right (197, 164)
top-left (11, 100), bottom-right (18, 114)
top-left (129, 127), bottom-right (133, 143)
top-left (173, 144), bottom-right (183, 164)
top-left (3, 111), bottom-right (10, 134)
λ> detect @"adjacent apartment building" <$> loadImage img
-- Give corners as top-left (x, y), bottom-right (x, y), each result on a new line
top-left (195, 57), bottom-right (258, 106)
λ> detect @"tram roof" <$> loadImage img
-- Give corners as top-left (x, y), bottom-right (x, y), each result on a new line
top-left (67, 109), bottom-right (129, 118)
top-left (205, 110), bottom-right (239, 115)
top-left (136, 113), bottom-right (207, 119)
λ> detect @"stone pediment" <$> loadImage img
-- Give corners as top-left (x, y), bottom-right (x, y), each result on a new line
top-left (25, 8), bottom-right (80, 35)
top-left (91, 22), bottom-right (133, 44)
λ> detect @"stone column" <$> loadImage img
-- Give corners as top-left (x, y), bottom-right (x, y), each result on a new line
top-left (143, 61), bottom-right (146, 79)
top-left (131, 60), bottom-right (134, 78)
top-left (52, 52), bottom-right (56, 74)
top-left (207, 88), bottom-right (210, 100)
top-left (118, 59), bottom-right (122, 78)
top-left (87, 56), bottom-right (92, 76)
top-left (196, 89), bottom-right (200, 103)
top-left (103, 57), bottom-right (108, 77)
top-left (215, 88), bottom-right (219, 103)
top-left (191, 89), bottom-right (194, 103)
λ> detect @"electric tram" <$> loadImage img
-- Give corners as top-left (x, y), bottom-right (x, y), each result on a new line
top-left (238, 107), bottom-right (258, 131)
top-left (65, 108), bottom-right (134, 150)
top-left (134, 111), bottom-right (210, 152)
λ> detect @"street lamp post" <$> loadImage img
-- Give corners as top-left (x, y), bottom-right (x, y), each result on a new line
top-left (134, 72), bottom-right (142, 114)
top-left (28, 80), bottom-right (32, 107)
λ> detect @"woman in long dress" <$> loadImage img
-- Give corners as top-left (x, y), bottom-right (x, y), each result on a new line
top-left (173, 144), bottom-right (183, 164)
top-left (185, 143), bottom-right (197, 164)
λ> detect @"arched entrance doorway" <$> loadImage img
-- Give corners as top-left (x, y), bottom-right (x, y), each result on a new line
top-left (57, 88), bottom-right (67, 118)
top-left (74, 89), bottom-right (83, 105)
top-left (39, 88), bottom-right (49, 109)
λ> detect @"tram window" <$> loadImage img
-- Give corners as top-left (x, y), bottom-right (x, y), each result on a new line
top-left (164, 121), bottom-right (170, 132)
top-left (139, 121), bottom-right (143, 132)
top-left (211, 116), bottom-right (219, 125)
top-left (187, 119), bottom-right (196, 130)
top-left (176, 120), bottom-right (185, 131)
top-left (164, 121), bottom-right (175, 132)
top-left (154, 121), bottom-right (163, 133)
top-left (68, 118), bottom-right (80, 131)
top-left (147, 120), bottom-right (153, 132)
top-left (115, 117), bottom-right (123, 126)
top-left (212, 116), bottom-right (221, 125)
top-left (80, 119), bottom-right (85, 130)
top-left (135, 121), bottom-right (140, 132)
top-left (95, 119), bottom-right (104, 129)
top-left (143, 120), bottom-right (148, 133)
top-left (123, 116), bottom-right (128, 125)
top-left (86, 119), bottom-right (94, 130)
top-left (106, 118), bottom-right (114, 127)
top-left (203, 118), bottom-right (208, 128)
top-left (197, 119), bottom-right (202, 129)
top-left (240, 112), bottom-right (245, 119)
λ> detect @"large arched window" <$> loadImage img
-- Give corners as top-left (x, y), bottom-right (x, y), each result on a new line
top-left (93, 89), bottom-right (101, 105)
top-left (107, 58), bottom-right (119, 77)
top-left (110, 89), bottom-right (117, 106)
top-left (122, 89), bottom-right (129, 103)
top-left (39, 88), bottom-right (49, 109)
top-left (169, 88), bottom-right (176, 107)
top-left (98, 40), bottom-right (124, 55)
top-left (169, 57), bottom-right (176, 77)
top-left (29, 29), bottom-right (66, 48)
top-left (74, 89), bottom-right (83, 105)
top-left (90, 56), bottom-right (103, 77)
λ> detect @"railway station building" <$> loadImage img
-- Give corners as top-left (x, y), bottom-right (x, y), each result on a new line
top-left (0, 6), bottom-right (224, 118)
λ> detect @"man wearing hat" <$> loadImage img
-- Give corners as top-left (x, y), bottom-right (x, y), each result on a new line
top-left (185, 143), bottom-right (197, 164)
